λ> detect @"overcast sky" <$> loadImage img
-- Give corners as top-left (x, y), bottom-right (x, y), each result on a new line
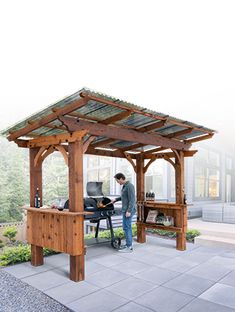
top-left (0, 0), bottom-right (234, 152)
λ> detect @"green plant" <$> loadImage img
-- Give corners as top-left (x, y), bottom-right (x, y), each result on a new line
top-left (3, 226), bottom-right (18, 243)
top-left (84, 224), bottom-right (137, 240)
top-left (0, 239), bottom-right (4, 248)
top-left (186, 229), bottom-right (200, 242)
top-left (0, 243), bottom-right (58, 266)
top-left (146, 228), bottom-right (200, 242)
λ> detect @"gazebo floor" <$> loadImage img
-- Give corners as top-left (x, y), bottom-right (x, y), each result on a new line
top-left (2, 235), bottom-right (235, 312)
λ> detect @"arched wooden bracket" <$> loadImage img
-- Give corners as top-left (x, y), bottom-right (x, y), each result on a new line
top-left (54, 145), bottom-right (68, 166)
top-left (34, 146), bottom-right (47, 167)
top-left (163, 154), bottom-right (176, 169)
top-left (122, 151), bottom-right (137, 172)
top-left (34, 145), bottom-right (69, 167)
top-left (171, 149), bottom-right (181, 166)
top-left (143, 155), bottom-right (157, 174)
top-left (83, 135), bottom-right (96, 153)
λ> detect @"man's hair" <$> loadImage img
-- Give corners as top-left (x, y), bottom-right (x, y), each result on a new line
top-left (114, 173), bottom-right (126, 180)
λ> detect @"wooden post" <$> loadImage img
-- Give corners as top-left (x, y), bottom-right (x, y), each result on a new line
top-left (175, 150), bottom-right (187, 250)
top-left (68, 139), bottom-right (85, 282)
top-left (29, 148), bottom-right (43, 266)
top-left (136, 154), bottom-right (146, 243)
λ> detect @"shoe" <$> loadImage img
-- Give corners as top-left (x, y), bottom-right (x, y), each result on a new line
top-left (118, 246), bottom-right (133, 253)
top-left (119, 244), bottom-right (127, 250)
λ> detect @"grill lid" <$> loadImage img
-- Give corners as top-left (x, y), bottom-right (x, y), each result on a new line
top-left (86, 182), bottom-right (104, 197)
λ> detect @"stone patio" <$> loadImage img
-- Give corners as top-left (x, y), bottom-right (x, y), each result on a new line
top-left (1, 235), bottom-right (235, 312)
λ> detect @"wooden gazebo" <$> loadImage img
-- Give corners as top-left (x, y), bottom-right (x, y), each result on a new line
top-left (1, 88), bottom-right (215, 282)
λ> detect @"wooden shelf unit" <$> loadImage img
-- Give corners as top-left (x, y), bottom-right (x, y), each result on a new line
top-left (137, 201), bottom-right (187, 250)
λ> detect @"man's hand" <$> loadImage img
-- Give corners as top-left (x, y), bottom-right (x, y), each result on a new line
top-left (125, 211), bottom-right (131, 218)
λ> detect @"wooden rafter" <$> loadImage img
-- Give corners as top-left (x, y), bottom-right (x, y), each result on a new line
top-left (59, 116), bottom-right (191, 151)
top-left (101, 110), bottom-right (132, 124)
top-left (143, 146), bottom-right (169, 156)
top-left (8, 97), bottom-right (89, 141)
top-left (137, 120), bottom-right (167, 132)
top-left (92, 138), bottom-right (116, 148)
top-left (164, 128), bottom-right (193, 139)
top-left (184, 133), bottom-right (214, 144)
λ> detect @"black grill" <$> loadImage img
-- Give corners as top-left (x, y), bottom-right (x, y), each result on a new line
top-left (63, 182), bottom-right (121, 249)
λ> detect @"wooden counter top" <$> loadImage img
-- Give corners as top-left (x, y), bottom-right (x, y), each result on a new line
top-left (23, 207), bottom-right (93, 216)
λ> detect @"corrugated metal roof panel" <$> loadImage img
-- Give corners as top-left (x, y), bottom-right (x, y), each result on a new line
top-left (0, 88), bottom-right (216, 149)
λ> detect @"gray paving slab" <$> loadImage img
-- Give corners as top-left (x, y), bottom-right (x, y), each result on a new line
top-left (44, 253), bottom-right (69, 267)
top-left (67, 289), bottom-right (129, 312)
top-left (3, 261), bottom-right (54, 279)
top-left (134, 286), bottom-right (194, 312)
top-left (222, 251), bottom-right (235, 259)
top-left (112, 301), bottom-right (154, 312)
top-left (107, 276), bottom-right (156, 300)
top-left (112, 259), bottom-right (150, 275)
top-left (134, 266), bottom-right (180, 285)
top-left (219, 270), bottom-right (235, 287)
top-left (207, 255), bottom-right (235, 270)
top-left (178, 298), bottom-right (235, 312)
top-left (85, 267), bottom-right (130, 288)
top-left (158, 256), bottom-right (199, 273)
top-left (91, 253), bottom-right (129, 267)
top-left (132, 250), bottom-right (174, 266)
top-left (45, 280), bottom-right (99, 304)
top-left (180, 251), bottom-right (215, 264)
top-left (163, 273), bottom-right (215, 296)
top-left (22, 269), bottom-right (69, 291)
top-left (200, 283), bottom-right (235, 309)
top-left (186, 262), bottom-right (232, 281)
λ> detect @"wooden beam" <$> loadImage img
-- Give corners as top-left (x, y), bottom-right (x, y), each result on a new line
top-left (92, 138), bottom-right (116, 148)
top-left (144, 150), bottom-right (197, 159)
top-left (59, 117), bottom-right (191, 151)
top-left (137, 120), bottom-right (167, 132)
top-left (101, 110), bottom-right (132, 124)
top-left (143, 146), bottom-right (169, 156)
top-left (184, 133), bottom-right (214, 144)
top-left (27, 130), bottom-right (88, 148)
top-left (8, 97), bottom-right (88, 141)
top-left (164, 128), bottom-right (193, 139)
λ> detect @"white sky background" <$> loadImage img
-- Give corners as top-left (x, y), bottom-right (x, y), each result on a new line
top-left (0, 0), bottom-right (234, 153)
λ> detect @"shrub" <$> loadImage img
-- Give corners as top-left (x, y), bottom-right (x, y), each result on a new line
top-left (3, 226), bottom-right (18, 243)
top-left (146, 228), bottom-right (200, 242)
top-left (0, 239), bottom-right (4, 248)
top-left (0, 243), bottom-right (58, 266)
top-left (84, 224), bottom-right (137, 240)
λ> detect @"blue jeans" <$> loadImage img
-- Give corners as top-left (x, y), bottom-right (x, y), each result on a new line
top-left (122, 213), bottom-right (134, 247)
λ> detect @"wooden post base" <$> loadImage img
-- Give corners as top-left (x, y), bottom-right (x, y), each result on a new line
top-left (70, 254), bottom-right (85, 282)
top-left (31, 245), bottom-right (43, 266)
top-left (176, 233), bottom-right (186, 251)
top-left (137, 223), bottom-right (146, 243)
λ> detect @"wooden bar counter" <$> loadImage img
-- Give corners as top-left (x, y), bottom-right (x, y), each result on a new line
top-left (24, 207), bottom-right (93, 256)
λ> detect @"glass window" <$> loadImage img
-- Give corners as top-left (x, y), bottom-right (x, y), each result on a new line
top-left (194, 148), bottom-right (220, 200)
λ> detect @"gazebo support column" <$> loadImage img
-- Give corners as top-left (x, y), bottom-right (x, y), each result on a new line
top-left (68, 139), bottom-right (85, 282)
top-left (175, 150), bottom-right (187, 251)
top-left (136, 154), bottom-right (146, 243)
top-left (29, 148), bottom-right (43, 266)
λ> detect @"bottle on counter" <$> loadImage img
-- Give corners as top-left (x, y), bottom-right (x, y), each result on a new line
top-left (183, 194), bottom-right (187, 204)
top-left (34, 188), bottom-right (41, 208)
top-left (152, 191), bottom-right (155, 201)
top-left (146, 192), bottom-right (149, 201)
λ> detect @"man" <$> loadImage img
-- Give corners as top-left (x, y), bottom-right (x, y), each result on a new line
top-left (112, 173), bottom-right (136, 252)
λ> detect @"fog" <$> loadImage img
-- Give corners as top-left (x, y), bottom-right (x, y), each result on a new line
top-left (0, 0), bottom-right (234, 154)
